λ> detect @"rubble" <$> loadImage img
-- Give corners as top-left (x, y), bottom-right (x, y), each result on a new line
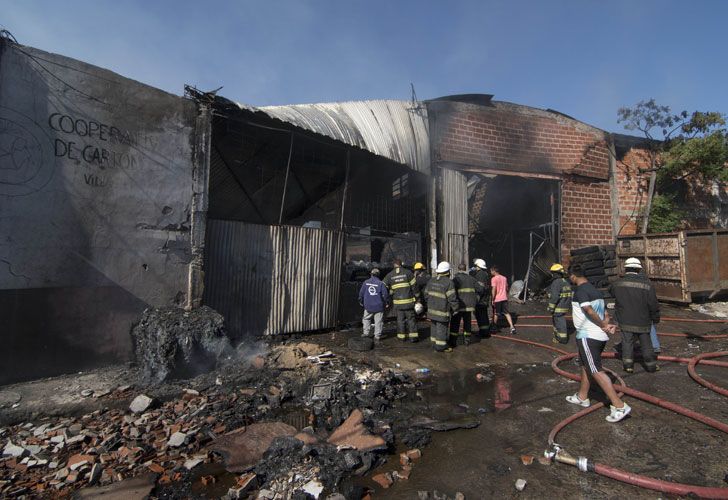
top-left (0, 340), bottom-right (418, 498)
top-left (520, 454), bottom-right (534, 465)
top-left (515, 478), bottom-right (528, 491)
top-left (372, 472), bottom-right (393, 488)
top-left (128, 394), bottom-right (154, 413)
top-left (131, 305), bottom-right (233, 384)
top-left (211, 422), bottom-right (297, 472)
top-left (327, 409), bottom-right (386, 451)
top-left (2, 441), bottom-right (27, 458)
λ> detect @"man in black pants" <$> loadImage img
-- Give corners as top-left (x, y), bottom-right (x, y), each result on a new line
top-left (383, 259), bottom-right (419, 342)
top-left (450, 263), bottom-right (483, 346)
top-left (609, 257), bottom-right (660, 373)
top-left (472, 258), bottom-right (492, 338)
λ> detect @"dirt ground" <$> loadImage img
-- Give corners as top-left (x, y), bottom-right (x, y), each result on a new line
top-left (1, 301), bottom-right (727, 499)
top-left (309, 302), bottom-right (728, 499)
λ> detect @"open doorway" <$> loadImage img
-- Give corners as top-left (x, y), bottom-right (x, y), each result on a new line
top-left (469, 175), bottom-right (560, 293)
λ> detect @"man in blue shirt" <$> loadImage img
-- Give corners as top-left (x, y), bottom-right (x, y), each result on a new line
top-left (565, 265), bottom-right (631, 423)
top-left (358, 268), bottom-right (390, 341)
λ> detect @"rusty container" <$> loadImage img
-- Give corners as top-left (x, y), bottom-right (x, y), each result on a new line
top-left (616, 229), bottom-right (728, 303)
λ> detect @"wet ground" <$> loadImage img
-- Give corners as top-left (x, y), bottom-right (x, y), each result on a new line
top-left (311, 302), bottom-right (728, 499)
top-left (2, 301), bottom-right (727, 498)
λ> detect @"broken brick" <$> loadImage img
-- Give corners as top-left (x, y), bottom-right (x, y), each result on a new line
top-left (147, 463), bottom-right (164, 474)
top-left (371, 472), bottom-right (393, 489)
top-left (405, 449), bottom-right (422, 460)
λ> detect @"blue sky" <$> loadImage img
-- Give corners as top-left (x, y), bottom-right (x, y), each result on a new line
top-left (3, 0), bottom-right (727, 132)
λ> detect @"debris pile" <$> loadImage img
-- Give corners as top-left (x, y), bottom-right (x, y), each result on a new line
top-left (131, 306), bottom-right (232, 385)
top-left (0, 341), bottom-right (419, 498)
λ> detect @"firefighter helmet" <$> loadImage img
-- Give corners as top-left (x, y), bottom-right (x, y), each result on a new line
top-left (413, 262), bottom-right (426, 271)
top-left (473, 258), bottom-right (487, 270)
top-left (414, 302), bottom-right (425, 314)
top-left (436, 261), bottom-right (451, 274)
top-left (625, 257), bottom-right (643, 269)
top-left (550, 263), bottom-right (565, 273)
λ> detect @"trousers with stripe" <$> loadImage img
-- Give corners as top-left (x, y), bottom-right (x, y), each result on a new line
top-left (475, 304), bottom-right (490, 336)
top-left (431, 320), bottom-right (450, 351)
top-left (396, 308), bottom-right (418, 340)
top-left (621, 330), bottom-right (657, 371)
top-left (552, 313), bottom-right (568, 344)
top-left (449, 311), bottom-right (472, 338)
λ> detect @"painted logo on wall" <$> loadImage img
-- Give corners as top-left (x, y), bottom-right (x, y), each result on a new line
top-left (0, 106), bottom-right (54, 196)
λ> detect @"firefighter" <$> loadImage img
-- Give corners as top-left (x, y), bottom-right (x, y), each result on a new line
top-left (450, 263), bottom-right (483, 346)
top-left (413, 262), bottom-right (430, 317)
top-left (425, 261), bottom-right (459, 352)
top-left (383, 258), bottom-right (419, 342)
top-left (609, 257), bottom-right (660, 373)
top-left (472, 258), bottom-right (492, 338)
top-left (548, 263), bottom-right (572, 344)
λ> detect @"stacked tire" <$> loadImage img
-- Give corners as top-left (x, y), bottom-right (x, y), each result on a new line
top-left (569, 245), bottom-right (616, 296)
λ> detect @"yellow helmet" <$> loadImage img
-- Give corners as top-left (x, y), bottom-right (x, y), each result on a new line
top-left (550, 263), bottom-right (565, 273)
top-left (414, 262), bottom-right (426, 270)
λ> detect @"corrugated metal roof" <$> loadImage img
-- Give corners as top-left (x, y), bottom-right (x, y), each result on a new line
top-left (236, 100), bottom-right (431, 174)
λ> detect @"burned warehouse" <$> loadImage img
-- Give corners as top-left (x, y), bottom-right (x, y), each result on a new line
top-left (0, 39), bottom-right (674, 383)
top-left (2, 24), bottom-right (728, 500)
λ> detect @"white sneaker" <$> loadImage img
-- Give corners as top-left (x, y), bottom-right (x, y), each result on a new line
top-left (565, 393), bottom-right (591, 407)
top-left (606, 403), bottom-right (631, 423)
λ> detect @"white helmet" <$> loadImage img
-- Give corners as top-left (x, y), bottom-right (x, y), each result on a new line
top-left (436, 261), bottom-right (451, 274)
top-left (624, 257), bottom-right (642, 269)
top-left (473, 258), bottom-right (487, 270)
top-left (414, 302), bottom-right (425, 315)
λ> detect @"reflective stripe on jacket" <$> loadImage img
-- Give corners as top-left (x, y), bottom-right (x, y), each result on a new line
top-left (425, 274), bottom-right (459, 322)
top-left (548, 277), bottom-right (573, 314)
top-left (453, 272), bottom-right (483, 312)
top-left (383, 267), bottom-right (416, 310)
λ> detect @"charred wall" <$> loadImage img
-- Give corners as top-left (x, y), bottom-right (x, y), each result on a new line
top-left (427, 98), bottom-right (615, 259)
top-left (0, 41), bottom-right (206, 384)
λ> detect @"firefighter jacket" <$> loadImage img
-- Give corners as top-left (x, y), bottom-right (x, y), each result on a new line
top-left (473, 269), bottom-right (491, 305)
top-left (453, 272), bottom-right (483, 312)
top-left (548, 277), bottom-right (573, 314)
top-left (383, 267), bottom-right (417, 310)
top-left (609, 272), bottom-right (660, 333)
top-left (424, 274), bottom-right (459, 322)
top-left (414, 271), bottom-right (430, 303)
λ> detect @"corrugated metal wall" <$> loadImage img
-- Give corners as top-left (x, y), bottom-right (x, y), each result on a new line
top-left (440, 168), bottom-right (469, 266)
top-left (203, 219), bottom-right (344, 337)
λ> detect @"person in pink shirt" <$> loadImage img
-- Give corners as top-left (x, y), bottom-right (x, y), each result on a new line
top-left (490, 265), bottom-right (516, 334)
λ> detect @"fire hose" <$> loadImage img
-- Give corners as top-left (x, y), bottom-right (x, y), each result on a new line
top-left (485, 321), bottom-right (728, 498)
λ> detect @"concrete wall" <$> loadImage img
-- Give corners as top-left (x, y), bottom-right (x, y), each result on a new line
top-left (0, 41), bottom-right (206, 384)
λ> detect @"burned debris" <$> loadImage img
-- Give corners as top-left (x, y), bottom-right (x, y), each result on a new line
top-left (0, 339), bottom-right (429, 498)
top-left (131, 306), bottom-right (233, 385)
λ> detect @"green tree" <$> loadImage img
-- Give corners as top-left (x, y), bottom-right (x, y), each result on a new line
top-left (617, 99), bottom-right (728, 232)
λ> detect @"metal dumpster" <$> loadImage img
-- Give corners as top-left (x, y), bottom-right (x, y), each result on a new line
top-left (616, 229), bottom-right (728, 303)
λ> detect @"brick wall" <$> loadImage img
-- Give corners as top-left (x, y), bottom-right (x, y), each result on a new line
top-left (561, 180), bottom-right (614, 261)
top-left (429, 100), bottom-right (612, 180)
top-left (429, 100), bottom-right (615, 258)
top-left (613, 145), bottom-right (651, 235)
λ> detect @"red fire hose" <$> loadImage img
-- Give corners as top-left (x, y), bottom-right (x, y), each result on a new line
top-left (513, 321), bottom-right (728, 339)
top-left (688, 351), bottom-right (728, 397)
top-left (488, 320), bottom-right (728, 498)
top-left (518, 314), bottom-right (728, 323)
